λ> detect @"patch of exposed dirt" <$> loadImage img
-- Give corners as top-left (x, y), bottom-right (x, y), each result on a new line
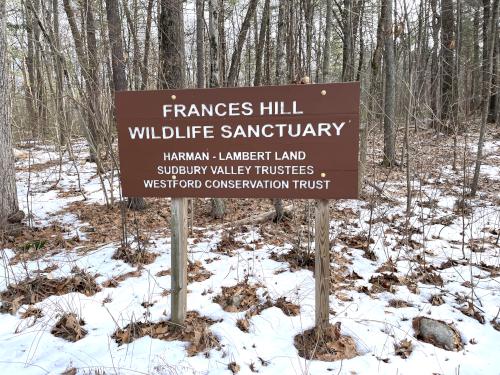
top-left (214, 282), bottom-right (260, 312)
top-left (0, 269), bottom-right (100, 313)
top-left (112, 311), bottom-right (220, 356)
top-left (294, 322), bottom-right (358, 361)
top-left (51, 313), bottom-right (87, 342)
top-left (112, 246), bottom-right (158, 266)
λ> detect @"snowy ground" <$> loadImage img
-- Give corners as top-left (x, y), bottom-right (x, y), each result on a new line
top-left (0, 131), bottom-right (499, 375)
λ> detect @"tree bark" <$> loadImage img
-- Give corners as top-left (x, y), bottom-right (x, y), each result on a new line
top-left (322, 0), bottom-right (332, 83)
top-left (471, 0), bottom-right (499, 196)
top-left (207, 0), bottom-right (225, 219)
top-left (141, 0), bottom-right (154, 90)
top-left (382, 0), bottom-right (396, 166)
top-left (440, 0), bottom-right (454, 125)
top-left (227, 0), bottom-right (259, 87)
top-left (0, 1), bottom-right (19, 228)
top-left (105, 0), bottom-right (145, 211)
top-left (342, 0), bottom-right (355, 82)
top-left (159, 0), bottom-right (185, 89)
top-left (196, 0), bottom-right (205, 89)
top-left (254, 0), bottom-right (270, 86)
top-left (275, 0), bottom-right (286, 84)
top-left (430, 0), bottom-right (440, 127)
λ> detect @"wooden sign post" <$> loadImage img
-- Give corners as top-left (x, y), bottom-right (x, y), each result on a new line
top-left (170, 197), bottom-right (187, 324)
top-left (115, 83), bottom-right (360, 332)
top-left (315, 198), bottom-right (330, 333)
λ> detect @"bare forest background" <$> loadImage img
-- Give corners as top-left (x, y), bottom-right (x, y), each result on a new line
top-left (0, 0), bottom-right (498, 225)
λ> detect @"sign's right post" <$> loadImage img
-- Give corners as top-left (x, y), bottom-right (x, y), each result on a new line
top-left (315, 198), bottom-right (330, 336)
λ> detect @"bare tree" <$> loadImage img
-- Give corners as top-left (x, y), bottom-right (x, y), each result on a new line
top-left (471, 0), bottom-right (499, 196)
top-left (254, 0), bottom-right (270, 86)
top-left (382, 0), bottom-right (396, 166)
top-left (227, 0), bottom-right (259, 87)
top-left (0, 1), bottom-right (20, 228)
top-left (105, 0), bottom-right (145, 211)
top-left (440, 0), bottom-right (455, 127)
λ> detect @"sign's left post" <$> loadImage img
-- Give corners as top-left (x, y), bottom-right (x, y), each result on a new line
top-left (170, 197), bottom-right (188, 324)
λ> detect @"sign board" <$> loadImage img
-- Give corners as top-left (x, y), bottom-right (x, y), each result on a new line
top-left (116, 82), bottom-right (360, 199)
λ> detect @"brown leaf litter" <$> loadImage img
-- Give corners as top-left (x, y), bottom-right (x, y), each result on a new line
top-left (187, 260), bottom-right (213, 283)
top-left (214, 281), bottom-right (260, 312)
top-left (369, 273), bottom-right (401, 293)
top-left (4, 223), bottom-right (80, 264)
top-left (270, 247), bottom-right (315, 271)
top-left (51, 313), bottom-right (87, 342)
top-left (388, 299), bottom-right (414, 308)
top-left (62, 199), bottom-right (172, 244)
top-left (294, 322), bottom-right (358, 361)
top-left (237, 296), bottom-right (301, 332)
top-left (228, 362), bottom-right (240, 374)
top-left (214, 231), bottom-right (243, 256)
top-left (112, 311), bottom-right (220, 356)
top-left (112, 246), bottom-right (158, 266)
top-left (394, 338), bottom-right (413, 359)
top-left (101, 269), bottom-right (142, 288)
top-left (0, 269), bottom-right (100, 314)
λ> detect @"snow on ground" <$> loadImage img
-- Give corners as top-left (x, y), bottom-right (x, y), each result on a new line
top-left (0, 134), bottom-right (499, 375)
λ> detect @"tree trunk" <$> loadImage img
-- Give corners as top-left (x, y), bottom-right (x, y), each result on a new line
top-left (440, 0), bottom-right (454, 125)
top-left (254, 0), bottom-right (270, 86)
top-left (472, 8), bottom-right (480, 112)
top-left (208, 0), bottom-right (219, 88)
top-left (342, 0), bottom-right (355, 82)
top-left (0, 1), bottom-right (19, 228)
top-left (105, 0), bottom-right (145, 211)
top-left (430, 0), bottom-right (440, 127)
top-left (227, 0), bottom-right (259, 87)
top-left (488, 31), bottom-right (498, 123)
top-left (52, 0), bottom-right (66, 146)
top-left (218, 0), bottom-right (227, 86)
top-left (304, 0), bottom-right (314, 78)
top-left (322, 0), bottom-right (332, 83)
top-left (196, 0), bottom-right (205, 89)
top-left (159, 0), bottom-right (185, 89)
top-left (471, 0), bottom-right (499, 195)
top-left (208, 0), bottom-right (225, 219)
top-left (141, 0), bottom-right (154, 90)
top-left (382, 0), bottom-right (396, 166)
top-left (275, 0), bottom-right (286, 84)
top-left (84, 0), bottom-right (101, 163)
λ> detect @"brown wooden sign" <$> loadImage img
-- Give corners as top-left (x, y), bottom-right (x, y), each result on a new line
top-left (116, 82), bottom-right (360, 199)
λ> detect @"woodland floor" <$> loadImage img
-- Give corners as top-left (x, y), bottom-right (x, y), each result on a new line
top-left (0, 125), bottom-right (499, 375)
